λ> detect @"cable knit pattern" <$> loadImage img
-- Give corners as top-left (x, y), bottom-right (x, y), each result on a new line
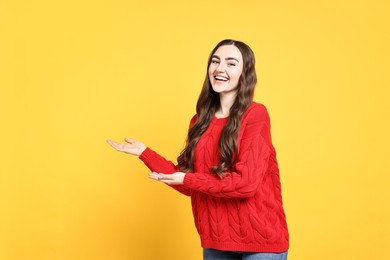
top-left (139, 102), bottom-right (289, 253)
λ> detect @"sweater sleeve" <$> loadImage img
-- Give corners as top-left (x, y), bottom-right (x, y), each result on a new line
top-left (183, 104), bottom-right (273, 198)
top-left (139, 148), bottom-right (191, 196)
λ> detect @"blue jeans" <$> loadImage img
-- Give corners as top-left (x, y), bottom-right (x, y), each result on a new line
top-left (203, 248), bottom-right (288, 260)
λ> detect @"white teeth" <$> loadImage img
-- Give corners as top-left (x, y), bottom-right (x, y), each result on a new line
top-left (215, 76), bottom-right (228, 81)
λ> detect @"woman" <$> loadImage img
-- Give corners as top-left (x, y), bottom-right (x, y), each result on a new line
top-left (107, 39), bottom-right (289, 260)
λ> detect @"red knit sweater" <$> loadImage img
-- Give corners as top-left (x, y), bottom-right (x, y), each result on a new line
top-left (139, 102), bottom-right (289, 253)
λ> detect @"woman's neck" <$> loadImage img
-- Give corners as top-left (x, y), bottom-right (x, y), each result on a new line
top-left (216, 92), bottom-right (237, 118)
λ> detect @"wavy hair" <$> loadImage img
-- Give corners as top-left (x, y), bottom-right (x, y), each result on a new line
top-left (177, 39), bottom-right (257, 178)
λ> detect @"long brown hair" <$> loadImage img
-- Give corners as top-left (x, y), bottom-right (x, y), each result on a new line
top-left (177, 39), bottom-right (257, 178)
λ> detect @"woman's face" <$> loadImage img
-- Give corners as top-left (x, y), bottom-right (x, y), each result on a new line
top-left (208, 45), bottom-right (244, 96)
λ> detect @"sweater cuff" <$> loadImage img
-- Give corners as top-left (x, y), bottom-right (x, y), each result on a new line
top-left (183, 172), bottom-right (195, 189)
top-left (139, 147), bottom-right (153, 163)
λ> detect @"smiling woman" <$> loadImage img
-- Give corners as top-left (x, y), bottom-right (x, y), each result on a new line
top-left (107, 39), bottom-right (289, 260)
top-left (1, 0), bottom-right (389, 258)
top-left (208, 45), bottom-right (244, 107)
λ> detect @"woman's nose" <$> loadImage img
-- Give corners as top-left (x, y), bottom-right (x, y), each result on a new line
top-left (216, 62), bottom-right (226, 72)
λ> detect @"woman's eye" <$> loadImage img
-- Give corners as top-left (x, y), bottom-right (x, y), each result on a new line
top-left (211, 60), bottom-right (219, 64)
top-left (228, 63), bottom-right (236, 66)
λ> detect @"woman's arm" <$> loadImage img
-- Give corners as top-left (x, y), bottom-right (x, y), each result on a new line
top-left (139, 147), bottom-right (191, 196)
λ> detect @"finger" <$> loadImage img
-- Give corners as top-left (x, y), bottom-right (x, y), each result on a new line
top-left (152, 173), bottom-right (171, 181)
top-left (107, 140), bottom-right (119, 148)
top-left (148, 172), bottom-right (161, 180)
top-left (157, 174), bottom-right (171, 181)
top-left (148, 176), bottom-right (159, 181)
top-left (124, 138), bottom-right (135, 144)
top-left (107, 140), bottom-right (126, 152)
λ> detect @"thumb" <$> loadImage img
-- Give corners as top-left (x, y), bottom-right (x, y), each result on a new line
top-left (124, 138), bottom-right (135, 144)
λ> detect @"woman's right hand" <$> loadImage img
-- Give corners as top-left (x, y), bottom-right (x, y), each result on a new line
top-left (106, 138), bottom-right (146, 156)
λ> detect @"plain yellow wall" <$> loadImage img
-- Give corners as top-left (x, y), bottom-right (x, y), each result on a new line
top-left (1, 0), bottom-right (389, 259)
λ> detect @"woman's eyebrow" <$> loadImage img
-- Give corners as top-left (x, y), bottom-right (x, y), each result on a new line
top-left (226, 57), bottom-right (239, 62)
top-left (212, 55), bottom-right (240, 62)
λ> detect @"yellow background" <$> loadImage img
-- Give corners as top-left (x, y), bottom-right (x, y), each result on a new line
top-left (1, 0), bottom-right (389, 259)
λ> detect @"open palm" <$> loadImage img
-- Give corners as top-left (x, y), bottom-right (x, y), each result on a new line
top-left (106, 138), bottom-right (146, 156)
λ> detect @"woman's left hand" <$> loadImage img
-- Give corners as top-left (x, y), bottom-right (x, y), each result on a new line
top-left (148, 172), bottom-right (186, 185)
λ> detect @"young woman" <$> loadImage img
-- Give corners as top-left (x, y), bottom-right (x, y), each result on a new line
top-left (107, 39), bottom-right (289, 260)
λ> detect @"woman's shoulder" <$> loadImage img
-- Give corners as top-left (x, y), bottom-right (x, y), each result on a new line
top-left (243, 102), bottom-right (270, 122)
